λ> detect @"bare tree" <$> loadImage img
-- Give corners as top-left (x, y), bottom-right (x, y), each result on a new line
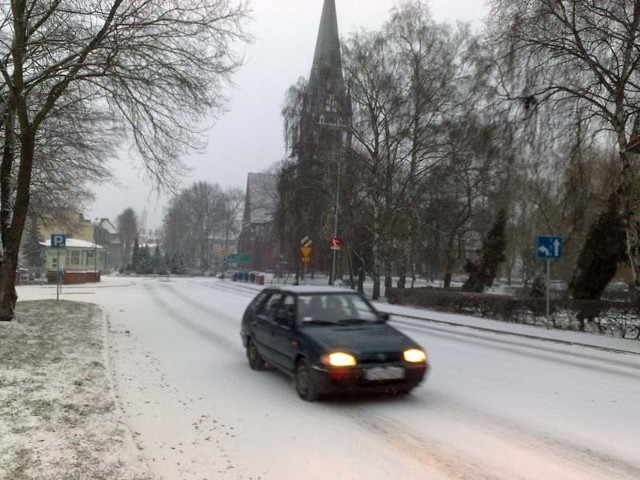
top-left (489, 0), bottom-right (640, 293)
top-left (385, 2), bottom-right (491, 288)
top-left (341, 29), bottom-right (412, 299)
top-left (0, 0), bottom-right (249, 320)
top-left (221, 186), bottom-right (245, 255)
top-left (162, 182), bottom-right (243, 270)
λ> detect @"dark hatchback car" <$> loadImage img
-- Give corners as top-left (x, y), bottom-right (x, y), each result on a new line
top-left (240, 286), bottom-right (429, 401)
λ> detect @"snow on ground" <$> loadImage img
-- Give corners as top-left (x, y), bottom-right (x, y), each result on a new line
top-left (0, 299), bottom-right (149, 480)
top-left (6, 275), bottom-right (640, 479)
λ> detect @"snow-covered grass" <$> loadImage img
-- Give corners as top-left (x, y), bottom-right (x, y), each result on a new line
top-left (0, 300), bottom-right (150, 480)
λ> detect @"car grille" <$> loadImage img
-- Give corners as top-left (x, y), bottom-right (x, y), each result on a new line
top-left (357, 351), bottom-right (402, 365)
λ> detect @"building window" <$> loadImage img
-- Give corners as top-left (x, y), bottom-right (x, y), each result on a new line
top-left (69, 250), bottom-right (81, 266)
top-left (325, 94), bottom-right (337, 113)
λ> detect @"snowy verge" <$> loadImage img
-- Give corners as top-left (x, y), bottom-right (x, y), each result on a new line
top-left (0, 300), bottom-right (151, 480)
top-left (379, 303), bottom-right (640, 355)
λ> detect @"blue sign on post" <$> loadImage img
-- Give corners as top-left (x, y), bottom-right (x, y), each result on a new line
top-left (537, 235), bottom-right (563, 259)
top-left (50, 233), bottom-right (66, 248)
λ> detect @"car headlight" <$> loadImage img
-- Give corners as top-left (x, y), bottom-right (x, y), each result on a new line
top-left (322, 352), bottom-right (357, 367)
top-left (404, 349), bottom-right (427, 363)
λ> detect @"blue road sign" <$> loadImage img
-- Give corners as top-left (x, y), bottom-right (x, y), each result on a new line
top-left (537, 235), bottom-right (563, 259)
top-left (50, 233), bottom-right (67, 248)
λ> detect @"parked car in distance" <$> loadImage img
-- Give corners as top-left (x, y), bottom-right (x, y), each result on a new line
top-left (18, 268), bottom-right (30, 280)
top-left (605, 281), bottom-right (630, 292)
top-left (240, 286), bottom-right (429, 401)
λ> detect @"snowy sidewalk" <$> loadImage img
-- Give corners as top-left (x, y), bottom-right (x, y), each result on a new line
top-left (380, 304), bottom-right (640, 355)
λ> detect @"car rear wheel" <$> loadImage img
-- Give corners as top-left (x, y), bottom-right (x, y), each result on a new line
top-left (246, 338), bottom-right (266, 371)
top-left (295, 360), bottom-right (319, 402)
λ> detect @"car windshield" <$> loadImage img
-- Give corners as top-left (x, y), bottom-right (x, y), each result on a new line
top-left (297, 293), bottom-right (380, 325)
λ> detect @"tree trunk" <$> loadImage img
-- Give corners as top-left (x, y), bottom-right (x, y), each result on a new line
top-left (357, 259), bottom-right (365, 294)
top-left (372, 241), bottom-right (382, 300)
top-left (372, 270), bottom-right (381, 300)
top-left (1, 109), bottom-right (16, 251)
top-left (443, 252), bottom-right (456, 289)
top-left (0, 133), bottom-right (36, 320)
top-left (397, 241), bottom-right (407, 289)
top-left (384, 253), bottom-right (392, 294)
top-left (617, 150), bottom-right (640, 293)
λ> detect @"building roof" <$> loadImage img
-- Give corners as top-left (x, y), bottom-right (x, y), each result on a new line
top-left (98, 218), bottom-right (118, 235)
top-left (40, 238), bottom-right (104, 249)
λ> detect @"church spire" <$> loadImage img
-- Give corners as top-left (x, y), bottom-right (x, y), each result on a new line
top-left (309, 0), bottom-right (343, 89)
top-left (303, 0), bottom-right (351, 132)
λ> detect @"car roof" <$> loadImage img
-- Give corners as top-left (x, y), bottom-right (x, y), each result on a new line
top-left (262, 285), bottom-right (358, 295)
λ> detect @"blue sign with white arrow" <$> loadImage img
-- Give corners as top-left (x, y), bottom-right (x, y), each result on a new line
top-left (537, 235), bottom-right (563, 259)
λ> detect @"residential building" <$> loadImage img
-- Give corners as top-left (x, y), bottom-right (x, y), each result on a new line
top-left (39, 211), bottom-right (94, 243)
top-left (95, 218), bottom-right (123, 270)
top-left (40, 238), bottom-right (104, 273)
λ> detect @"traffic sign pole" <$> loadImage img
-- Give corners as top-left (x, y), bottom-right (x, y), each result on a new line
top-left (57, 248), bottom-right (60, 301)
top-left (546, 259), bottom-right (550, 322)
top-left (300, 237), bottom-right (312, 283)
top-left (51, 233), bottom-right (67, 301)
top-left (537, 235), bottom-right (563, 323)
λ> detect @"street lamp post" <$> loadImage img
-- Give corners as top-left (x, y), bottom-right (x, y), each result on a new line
top-left (330, 158), bottom-right (341, 286)
top-left (94, 219), bottom-right (98, 282)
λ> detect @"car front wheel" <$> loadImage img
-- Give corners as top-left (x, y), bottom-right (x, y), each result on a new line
top-left (394, 386), bottom-right (413, 396)
top-left (246, 338), bottom-right (266, 371)
top-left (295, 360), bottom-right (319, 401)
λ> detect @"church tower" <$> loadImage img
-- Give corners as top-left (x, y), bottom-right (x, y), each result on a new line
top-left (290, 0), bottom-right (351, 280)
top-left (280, 0), bottom-right (352, 281)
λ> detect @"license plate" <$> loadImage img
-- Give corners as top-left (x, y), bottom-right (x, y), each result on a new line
top-left (364, 366), bottom-right (405, 381)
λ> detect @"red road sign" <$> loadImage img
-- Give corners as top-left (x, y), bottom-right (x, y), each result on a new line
top-left (330, 237), bottom-right (342, 250)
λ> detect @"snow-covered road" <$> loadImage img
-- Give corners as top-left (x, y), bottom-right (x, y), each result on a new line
top-left (19, 276), bottom-right (640, 479)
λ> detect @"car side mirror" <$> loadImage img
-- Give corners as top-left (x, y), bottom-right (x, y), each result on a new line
top-left (379, 312), bottom-right (390, 322)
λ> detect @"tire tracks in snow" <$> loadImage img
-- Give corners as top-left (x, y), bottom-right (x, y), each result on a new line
top-left (186, 279), bottom-right (262, 297)
top-left (342, 406), bottom-right (507, 480)
top-left (335, 390), bottom-right (640, 480)
top-left (424, 389), bottom-right (640, 480)
top-left (141, 281), bottom-right (240, 354)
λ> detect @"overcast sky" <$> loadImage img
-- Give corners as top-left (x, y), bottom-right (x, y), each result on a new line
top-left (87, 0), bottom-right (490, 230)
